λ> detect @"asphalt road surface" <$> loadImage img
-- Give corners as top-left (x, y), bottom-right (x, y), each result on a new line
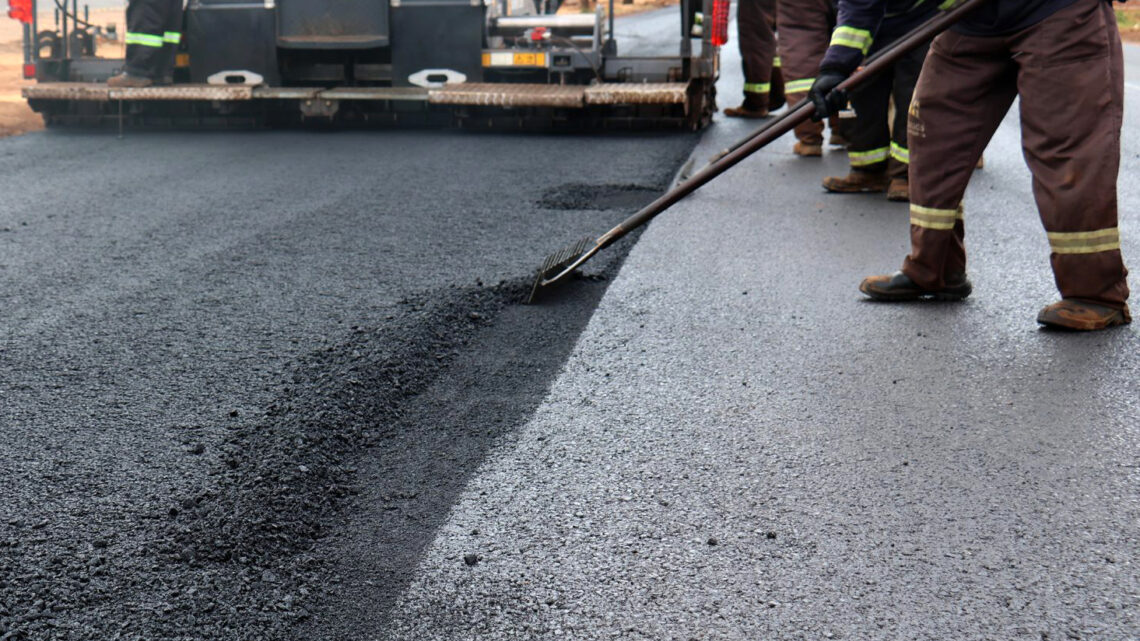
top-left (3, 8), bottom-right (1139, 641)
top-left (0, 9), bottom-right (694, 639)
top-left (382, 23), bottom-right (1140, 641)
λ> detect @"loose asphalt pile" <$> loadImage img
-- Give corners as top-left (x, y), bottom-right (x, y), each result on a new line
top-left (0, 127), bottom-right (695, 640)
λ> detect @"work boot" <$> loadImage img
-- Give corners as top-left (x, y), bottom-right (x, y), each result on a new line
top-left (724, 104), bottom-right (769, 119)
top-left (107, 72), bottom-right (153, 88)
top-left (886, 178), bottom-right (909, 202)
top-left (793, 141), bottom-right (822, 157)
top-left (828, 131), bottom-right (847, 147)
top-left (823, 169), bottom-right (889, 193)
top-left (769, 67), bottom-right (786, 111)
top-left (859, 271), bottom-right (972, 301)
top-left (1036, 299), bottom-right (1132, 331)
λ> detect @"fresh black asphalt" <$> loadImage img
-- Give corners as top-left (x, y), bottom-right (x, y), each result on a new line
top-left (0, 127), bottom-right (695, 640)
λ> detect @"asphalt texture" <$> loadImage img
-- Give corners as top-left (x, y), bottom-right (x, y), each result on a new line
top-left (0, 98), bottom-right (695, 640)
top-left (379, 25), bottom-right (1140, 641)
top-left (4, 9), bottom-right (1140, 641)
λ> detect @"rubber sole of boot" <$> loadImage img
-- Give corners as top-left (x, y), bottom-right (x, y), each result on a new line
top-left (859, 279), bottom-right (972, 302)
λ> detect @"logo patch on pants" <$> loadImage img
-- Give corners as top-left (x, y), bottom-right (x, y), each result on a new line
top-left (907, 98), bottom-right (925, 139)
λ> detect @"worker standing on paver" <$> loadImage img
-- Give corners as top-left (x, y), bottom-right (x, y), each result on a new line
top-left (809, 0), bottom-right (1131, 331)
top-left (724, 0), bottom-right (786, 118)
top-left (107, 0), bottom-right (182, 87)
top-left (776, 0), bottom-right (844, 156)
top-left (819, 0), bottom-right (938, 202)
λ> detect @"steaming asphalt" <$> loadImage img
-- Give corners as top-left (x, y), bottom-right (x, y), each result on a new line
top-left (2, 7), bottom-right (1138, 641)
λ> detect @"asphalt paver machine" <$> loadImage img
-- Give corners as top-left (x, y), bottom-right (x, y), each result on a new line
top-left (15, 0), bottom-right (726, 128)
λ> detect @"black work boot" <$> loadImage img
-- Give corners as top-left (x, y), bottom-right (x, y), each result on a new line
top-left (859, 271), bottom-right (972, 301)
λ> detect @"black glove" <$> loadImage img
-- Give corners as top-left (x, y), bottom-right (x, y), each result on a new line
top-left (807, 70), bottom-right (849, 122)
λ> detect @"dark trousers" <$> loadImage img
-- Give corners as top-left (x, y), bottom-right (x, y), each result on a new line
top-left (737, 0), bottom-right (779, 109)
top-left (846, 41), bottom-right (928, 180)
top-left (125, 0), bottom-right (182, 80)
top-left (776, 0), bottom-right (835, 144)
top-left (904, 0), bottom-right (1128, 308)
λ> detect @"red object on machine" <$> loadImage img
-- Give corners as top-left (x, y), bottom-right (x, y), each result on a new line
top-left (8, 0), bottom-right (33, 23)
top-left (23, 63), bottom-right (36, 78)
top-left (709, 0), bottom-right (729, 46)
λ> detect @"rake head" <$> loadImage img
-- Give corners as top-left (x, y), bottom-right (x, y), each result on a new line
top-left (525, 236), bottom-right (596, 304)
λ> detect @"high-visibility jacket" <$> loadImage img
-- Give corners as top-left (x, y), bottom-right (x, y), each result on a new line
top-left (820, 0), bottom-right (937, 74)
top-left (820, 0), bottom-right (1088, 74)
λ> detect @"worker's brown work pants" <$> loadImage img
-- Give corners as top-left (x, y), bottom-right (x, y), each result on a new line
top-left (737, 0), bottom-right (779, 110)
top-left (777, 0), bottom-right (834, 144)
top-left (904, 0), bottom-right (1129, 308)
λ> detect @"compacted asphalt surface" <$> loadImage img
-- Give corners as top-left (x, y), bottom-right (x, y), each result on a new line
top-left (3, 7), bottom-right (1139, 641)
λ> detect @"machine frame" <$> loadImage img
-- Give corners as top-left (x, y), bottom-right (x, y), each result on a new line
top-left (18, 0), bottom-right (724, 129)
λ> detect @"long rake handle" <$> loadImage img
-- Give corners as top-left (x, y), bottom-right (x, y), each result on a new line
top-left (592, 0), bottom-right (989, 252)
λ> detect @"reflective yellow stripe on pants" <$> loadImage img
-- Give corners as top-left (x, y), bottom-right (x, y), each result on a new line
top-left (849, 147), bottom-right (889, 167)
top-left (1047, 228), bottom-right (1121, 254)
top-left (891, 141), bottom-right (909, 164)
top-left (910, 204), bottom-right (963, 231)
top-left (785, 78), bottom-right (814, 94)
top-left (125, 31), bottom-right (164, 47)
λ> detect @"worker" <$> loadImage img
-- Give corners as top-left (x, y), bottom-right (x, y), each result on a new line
top-left (107, 0), bottom-right (183, 88)
top-left (776, 0), bottom-right (844, 156)
top-left (818, 1), bottom-right (938, 202)
top-left (809, 0), bottom-right (1130, 331)
top-left (724, 0), bottom-right (785, 118)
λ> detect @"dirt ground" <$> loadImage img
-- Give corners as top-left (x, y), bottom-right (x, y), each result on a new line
top-left (0, 8), bottom-right (123, 137)
top-left (0, 38), bottom-right (44, 137)
top-left (558, 0), bottom-right (679, 17)
top-left (1118, 6), bottom-right (1140, 42)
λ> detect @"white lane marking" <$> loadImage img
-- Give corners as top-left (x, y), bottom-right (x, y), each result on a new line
top-left (1126, 81), bottom-right (1140, 93)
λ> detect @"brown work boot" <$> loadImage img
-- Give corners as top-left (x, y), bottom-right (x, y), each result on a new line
top-left (723, 105), bottom-right (770, 119)
top-left (1036, 299), bottom-right (1132, 331)
top-left (823, 170), bottom-right (889, 194)
top-left (107, 72), bottom-right (153, 88)
top-left (828, 132), bottom-right (847, 147)
top-left (886, 178), bottom-right (909, 202)
top-left (859, 271), bottom-right (972, 301)
top-left (793, 141), bottom-right (823, 157)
